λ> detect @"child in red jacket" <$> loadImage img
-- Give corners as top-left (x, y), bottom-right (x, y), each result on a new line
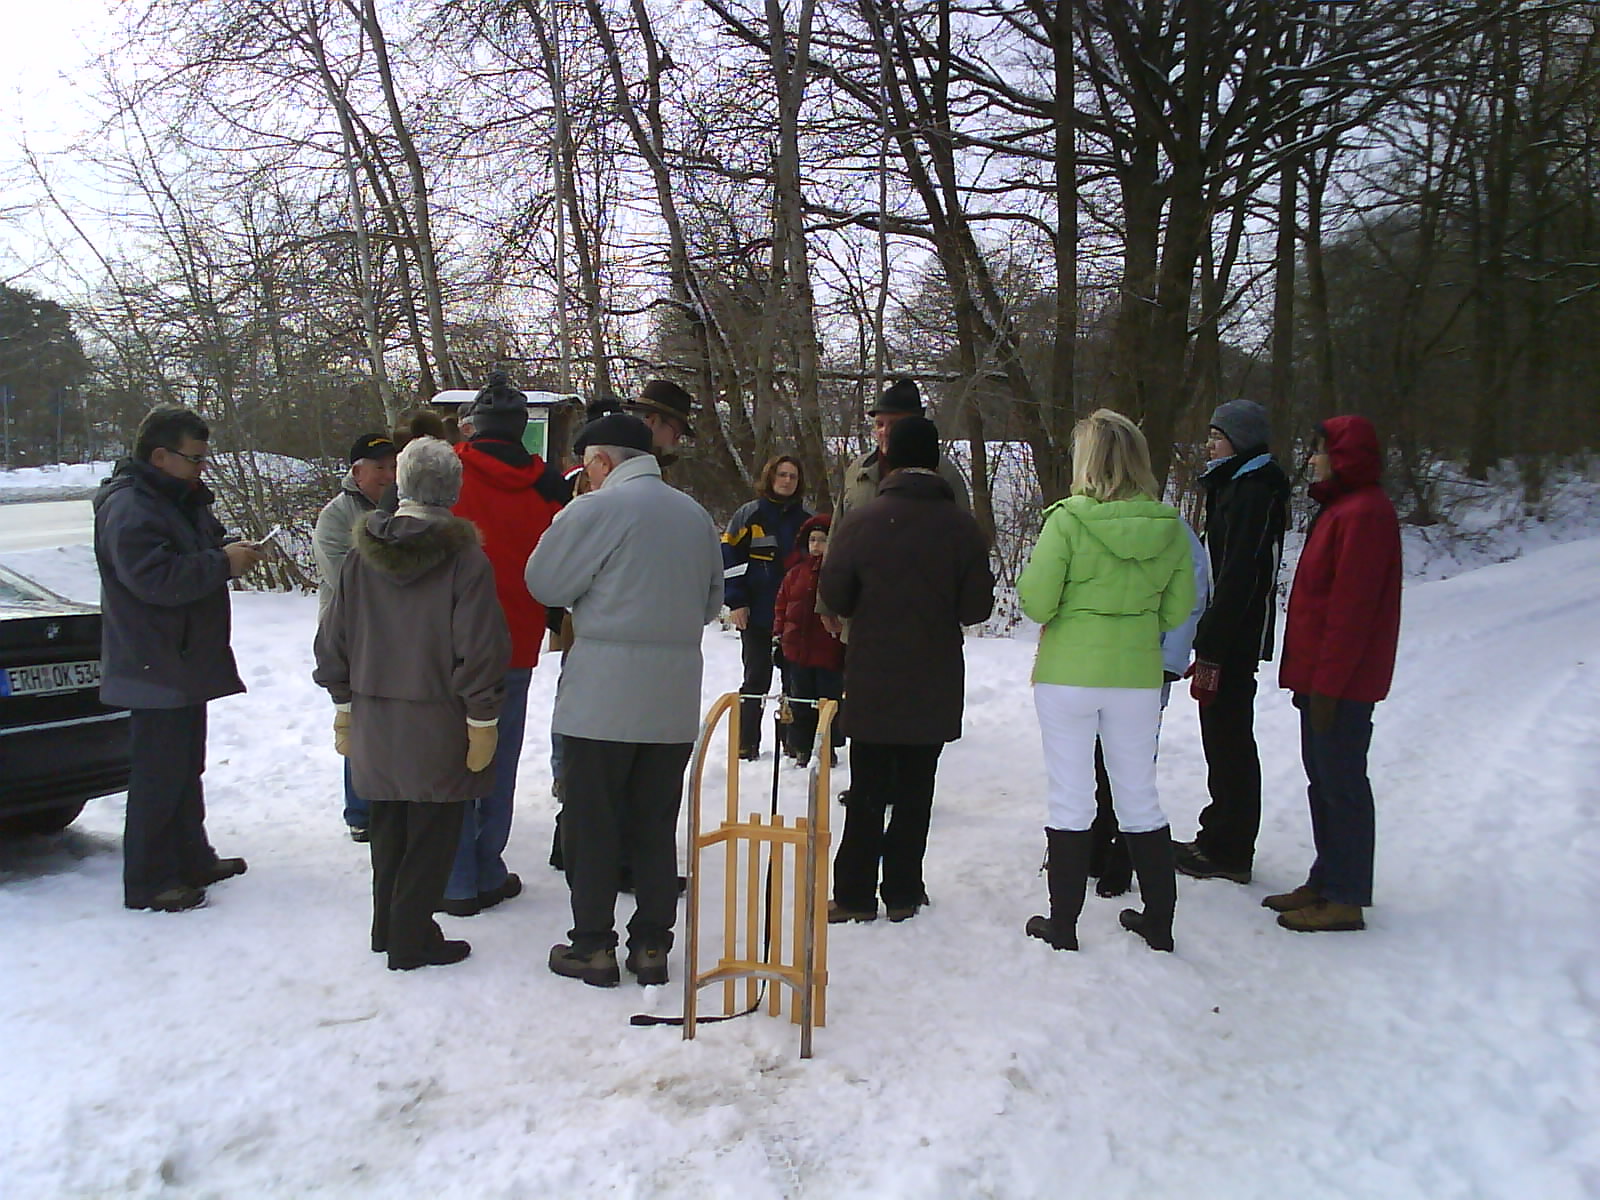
top-left (772, 514), bottom-right (844, 767)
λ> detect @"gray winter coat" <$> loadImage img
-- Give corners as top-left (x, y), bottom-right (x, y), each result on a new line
top-left (525, 453), bottom-right (723, 744)
top-left (93, 460), bottom-right (246, 709)
top-left (312, 471), bottom-right (376, 620)
top-left (313, 510), bottom-right (509, 802)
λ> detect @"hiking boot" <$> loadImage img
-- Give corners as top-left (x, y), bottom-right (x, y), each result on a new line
top-left (188, 857), bottom-right (248, 887)
top-left (739, 746), bottom-right (760, 762)
top-left (476, 873), bottom-right (523, 912)
top-left (389, 939), bottom-right (471, 970)
top-left (827, 901), bottom-right (877, 924)
top-left (548, 943), bottom-right (620, 987)
top-left (624, 946), bottom-right (669, 986)
top-left (128, 885), bottom-right (207, 913)
top-left (885, 904), bottom-right (919, 923)
top-left (1174, 840), bottom-right (1251, 885)
top-left (1277, 900), bottom-right (1365, 932)
top-left (1262, 884), bottom-right (1321, 913)
top-left (348, 825), bottom-right (370, 843)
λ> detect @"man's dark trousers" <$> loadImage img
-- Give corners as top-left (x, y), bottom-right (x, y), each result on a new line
top-left (560, 737), bottom-right (693, 954)
top-left (369, 799), bottom-right (465, 959)
top-left (1299, 696), bottom-right (1377, 907)
top-left (833, 742), bottom-right (943, 911)
top-left (1194, 662), bottom-right (1262, 872)
top-left (124, 704), bottom-right (216, 906)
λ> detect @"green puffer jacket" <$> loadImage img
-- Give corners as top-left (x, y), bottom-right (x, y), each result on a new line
top-left (1017, 494), bottom-right (1196, 688)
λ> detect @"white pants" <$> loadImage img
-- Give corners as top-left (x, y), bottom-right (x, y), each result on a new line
top-left (1034, 683), bottom-right (1167, 833)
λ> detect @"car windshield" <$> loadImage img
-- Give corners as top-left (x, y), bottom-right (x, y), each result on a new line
top-left (0, 566), bottom-right (69, 609)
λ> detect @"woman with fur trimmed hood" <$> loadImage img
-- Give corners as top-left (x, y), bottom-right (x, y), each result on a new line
top-left (314, 437), bottom-right (510, 971)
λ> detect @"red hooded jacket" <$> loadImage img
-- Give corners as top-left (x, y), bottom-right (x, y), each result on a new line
top-left (453, 439), bottom-right (565, 669)
top-left (772, 514), bottom-right (845, 671)
top-left (1279, 415), bottom-right (1403, 703)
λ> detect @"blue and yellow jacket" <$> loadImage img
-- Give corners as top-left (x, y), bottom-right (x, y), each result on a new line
top-left (721, 495), bottom-right (811, 629)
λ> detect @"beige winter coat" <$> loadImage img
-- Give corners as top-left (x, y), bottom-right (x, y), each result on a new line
top-left (313, 510), bottom-right (510, 802)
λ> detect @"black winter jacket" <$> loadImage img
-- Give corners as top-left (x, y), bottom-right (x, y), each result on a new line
top-left (1192, 450), bottom-right (1290, 665)
top-left (93, 460), bottom-right (246, 709)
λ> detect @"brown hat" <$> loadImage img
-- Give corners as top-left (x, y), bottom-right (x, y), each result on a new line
top-left (625, 379), bottom-right (696, 438)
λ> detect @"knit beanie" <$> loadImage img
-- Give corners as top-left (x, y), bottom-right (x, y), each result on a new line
top-left (1209, 399), bottom-right (1270, 455)
top-left (884, 414), bottom-right (940, 471)
top-left (468, 370), bottom-right (529, 441)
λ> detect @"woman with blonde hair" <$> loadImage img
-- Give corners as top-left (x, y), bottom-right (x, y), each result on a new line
top-left (1017, 409), bottom-right (1195, 951)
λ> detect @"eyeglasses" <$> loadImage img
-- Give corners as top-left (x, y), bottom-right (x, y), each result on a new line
top-left (167, 449), bottom-right (209, 464)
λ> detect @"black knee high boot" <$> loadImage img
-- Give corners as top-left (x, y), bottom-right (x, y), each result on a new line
top-left (1119, 827), bottom-right (1177, 951)
top-left (1026, 828), bottom-right (1092, 951)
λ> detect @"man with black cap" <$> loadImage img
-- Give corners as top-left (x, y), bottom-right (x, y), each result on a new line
top-left (440, 370), bottom-right (568, 917)
top-left (525, 409), bottom-right (724, 988)
top-left (1175, 398), bottom-right (1291, 885)
top-left (314, 431), bottom-right (399, 840)
top-left (623, 378), bottom-right (696, 457)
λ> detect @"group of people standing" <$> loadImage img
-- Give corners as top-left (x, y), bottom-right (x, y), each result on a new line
top-left (92, 371), bottom-right (1400, 985)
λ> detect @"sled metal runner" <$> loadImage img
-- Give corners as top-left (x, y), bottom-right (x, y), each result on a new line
top-left (681, 691), bottom-right (833, 1058)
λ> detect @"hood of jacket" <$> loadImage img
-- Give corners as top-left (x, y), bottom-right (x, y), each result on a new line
top-left (354, 510), bottom-right (480, 583)
top-left (1058, 495), bottom-right (1181, 562)
top-left (1313, 414), bottom-right (1383, 500)
top-left (458, 438), bottom-right (544, 492)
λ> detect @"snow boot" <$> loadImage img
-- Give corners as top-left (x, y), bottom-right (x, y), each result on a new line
top-left (1025, 827), bottom-right (1091, 951)
top-left (1118, 828), bottom-right (1177, 952)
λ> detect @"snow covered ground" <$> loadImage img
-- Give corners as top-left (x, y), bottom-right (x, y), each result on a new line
top-left (3, 531), bottom-right (1600, 1198)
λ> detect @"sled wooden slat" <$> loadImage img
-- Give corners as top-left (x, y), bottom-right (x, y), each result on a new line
top-left (681, 692), bottom-right (833, 1058)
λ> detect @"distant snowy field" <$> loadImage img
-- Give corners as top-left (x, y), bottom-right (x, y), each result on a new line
top-left (2, 494), bottom-right (1599, 1197)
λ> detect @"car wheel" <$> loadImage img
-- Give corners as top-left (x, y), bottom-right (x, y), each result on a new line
top-left (0, 799), bottom-right (89, 836)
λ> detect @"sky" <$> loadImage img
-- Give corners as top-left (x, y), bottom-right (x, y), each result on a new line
top-left (0, 0), bottom-right (118, 290)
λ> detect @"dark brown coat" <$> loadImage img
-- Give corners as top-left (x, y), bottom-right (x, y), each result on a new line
top-left (819, 469), bottom-right (994, 744)
top-left (313, 511), bottom-right (510, 802)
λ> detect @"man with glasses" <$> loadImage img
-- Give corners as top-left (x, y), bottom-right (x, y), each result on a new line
top-left (94, 407), bottom-right (264, 912)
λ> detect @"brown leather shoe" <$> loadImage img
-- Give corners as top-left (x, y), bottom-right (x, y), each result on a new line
top-left (1261, 884), bottom-right (1321, 913)
top-left (1277, 900), bottom-right (1365, 932)
top-left (827, 901), bottom-right (877, 924)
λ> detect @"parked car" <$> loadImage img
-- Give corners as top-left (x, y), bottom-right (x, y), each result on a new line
top-left (0, 563), bottom-right (129, 834)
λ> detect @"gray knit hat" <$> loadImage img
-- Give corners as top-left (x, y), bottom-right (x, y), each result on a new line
top-left (1209, 399), bottom-right (1270, 454)
top-left (467, 370), bottom-right (529, 441)
top-left (395, 436), bottom-right (462, 507)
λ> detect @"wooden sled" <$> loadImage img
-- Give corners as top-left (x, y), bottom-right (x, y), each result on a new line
top-left (681, 691), bottom-right (834, 1058)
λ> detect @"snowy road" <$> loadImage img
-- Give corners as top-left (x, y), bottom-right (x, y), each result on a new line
top-left (1, 537), bottom-right (1597, 1198)
top-left (0, 499), bottom-right (93, 553)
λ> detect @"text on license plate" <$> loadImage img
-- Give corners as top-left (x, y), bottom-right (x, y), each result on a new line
top-left (1, 659), bottom-right (102, 697)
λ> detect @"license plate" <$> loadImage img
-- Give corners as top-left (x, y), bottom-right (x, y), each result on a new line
top-left (1, 659), bottom-right (102, 697)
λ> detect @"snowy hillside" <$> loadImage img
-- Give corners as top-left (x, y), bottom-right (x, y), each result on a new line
top-left (2, 537), bottom-right (1598, 1198)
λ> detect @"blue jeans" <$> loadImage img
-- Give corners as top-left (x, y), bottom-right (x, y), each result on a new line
top-left (1298, 694), bottom-right (1377, 907)
top-left (445, 668), bottom-right (532, 900)
top-left (343, 758), bottom-right (370, 830)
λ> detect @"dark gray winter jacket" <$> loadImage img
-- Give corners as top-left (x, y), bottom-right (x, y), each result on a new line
top-left (92, 459), bottom-right (246, 709)
top-left (313, 509), bottom-right (509, 802)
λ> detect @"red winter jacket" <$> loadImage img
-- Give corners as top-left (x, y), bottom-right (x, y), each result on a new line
top-left (453, 439), bottom-right (565, 669)
top-left (773, 516), bottom-right (845, 670)
top-left (1279, 416), bottom-right (1403, 703)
